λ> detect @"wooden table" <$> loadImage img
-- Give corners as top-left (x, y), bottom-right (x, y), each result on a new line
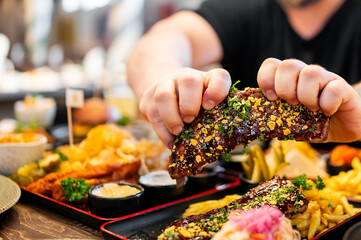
top-left (0, 198), bottom-right (104, 240)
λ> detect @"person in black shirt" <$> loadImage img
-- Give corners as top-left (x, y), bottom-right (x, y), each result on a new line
top-left (127, 0), bottom-right (361, 148)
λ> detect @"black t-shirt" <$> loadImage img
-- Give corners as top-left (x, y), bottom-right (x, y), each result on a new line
top-left (196, 0), bottom-right (361, 89)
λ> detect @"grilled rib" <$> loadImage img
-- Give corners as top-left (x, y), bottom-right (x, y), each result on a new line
top-left (169, 88), bottom-right (330, 179)
top-left (158, 176), bottom-right (308, 240)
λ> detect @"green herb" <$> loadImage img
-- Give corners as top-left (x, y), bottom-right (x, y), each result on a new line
top-left (308, 124), bottom-right (315, 132)
top-left (328, 202), bottom-right (334, 208)
top-left (218, 124), bottom-right (225, 133)
top-left (222, 152), bottom-right (232, 162)
top-left (258, 89), bottom-right (263, 93)
top-left (164, 231), bottom-right (179, 239)
top-left (293, 174), bottom-right (313, 190)
top-left (173, 138), bottom-right (179, 145)
top-left (117, 116), bottom-right (132, 126)
top-left (234, 203), bottom-right (240, 209)
top-left (53, 150), bottom-right (68, 161)
top-left (277, 197), bottom-right (286, 204)
top-left (293, 201), bottom-right (299, 213)
top-left (206, 119), bottom-right (212, 124)
top-left (223, 109), bottom-right (229, 115)
top-left (257, 196), bottom-right (263, 202)
top-left (61, 178), bottom-right (91, 202)
top-left (229, 80), bottom-right (241, 97)
top-left (315, 176), bottom-right (326, 190)
top-left (227, 125), bottom-right (234, 138)
top-left (258, 133), bottom-right (265, 140)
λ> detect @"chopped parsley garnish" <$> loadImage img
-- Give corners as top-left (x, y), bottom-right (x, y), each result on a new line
top-left (315, 176), bottom-right (326, 190)
top-left (218, 124), bottom-right (225, 133)
top-left (53, 150), bottom-right (68, 161)
top-left (222, 152), bottom-right (232, 162)
top-left (206, 119), bottom-right (212, 124)
top-left (308, 124), bottom-right (315, 132)
top-left (258, 133), bottom-right (265, 140)
top-left (164, 231), bottom-right (179, 239)
top-left (258, 89), bottom-right (263, 93)
top-left (292, 174), bottom-right (313, 190)
top-left (173, 138), bottom-right (179, 144)
top-left (229, 80), bottom-right (240, 97)
top-left (61, 178), bottom-right (91, 202)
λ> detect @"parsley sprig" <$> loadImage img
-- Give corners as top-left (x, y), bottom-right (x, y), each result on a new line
top-left (61, 178), bottom-right (91, 202)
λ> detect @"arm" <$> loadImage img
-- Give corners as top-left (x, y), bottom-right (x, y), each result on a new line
top-left (127, 11), bottom-right (231, 148)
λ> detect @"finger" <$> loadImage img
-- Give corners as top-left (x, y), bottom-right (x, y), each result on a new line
top-left (202, 69), bottom-right (231, 110)
top-left (297, 65), bottom-right (338, 111)
top-left (146, 104), bottom-right (175, 149)
top-left (154, 78), bottom-right (184, 135)
top-left (274, 59), bottom-right (306, 105)
top-left (176, 68), bottom-right (203, 123)
top-left (319, 79), bottom-right (353, 115)
top-left (257, 58), bottom-right (281, 100)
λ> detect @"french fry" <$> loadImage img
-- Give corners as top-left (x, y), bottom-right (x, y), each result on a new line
top-left (333, 204), bottom-right (344, 215)
top-left (308, 209), bottom-right (321, 239)
top-left (340, 196), bottom-right (355, 216)
top-left (297, 218), bottom-right (311, 231)
top-left (322, 213), bottom-right (350, 223)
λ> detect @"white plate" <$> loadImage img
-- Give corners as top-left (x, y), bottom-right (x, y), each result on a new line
top-left (0, 174), bottom-right (21, 214)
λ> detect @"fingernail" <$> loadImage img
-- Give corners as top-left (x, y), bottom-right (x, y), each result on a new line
top-left (183, 116), bottom-right (195, 123)
top-left (172, 126), bottom-right (183, 135)
top-left (266, 90), bottom-right (278, 101)
top-left (203, 100), bottom-right (216, 109)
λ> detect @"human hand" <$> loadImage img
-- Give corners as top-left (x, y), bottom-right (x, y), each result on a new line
top-left (257, 58), bottom-right (361, 142)
top-left (140, 68), bottom-right (231, 148)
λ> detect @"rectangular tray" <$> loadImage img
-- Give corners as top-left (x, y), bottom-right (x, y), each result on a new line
top-left (101, 187), bottom-right (361, 240)
top-left (20, 173), bottom-right (240, 228)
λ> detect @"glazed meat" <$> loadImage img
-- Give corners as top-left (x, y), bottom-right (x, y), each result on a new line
top-left (158, 176), bottom-right (308, 240)
top-left (169, 88), bottom-right (330, 179)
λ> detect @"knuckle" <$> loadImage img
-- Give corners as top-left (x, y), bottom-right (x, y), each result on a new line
top-left (300, 65), bottom-right (323, 80)
top-left (178, 73), bottom-right (201, 86)
top-left (154, 89), bottom-right (173, 103)
top-left (278, 59), bottom-right (303, 71)
top-left (262, 57), bottom-right (281, 67)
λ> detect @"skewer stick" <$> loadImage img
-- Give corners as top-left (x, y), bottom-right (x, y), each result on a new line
top-left (66, 88), bottom-right (84, 147)
top-left (67, 106), bottom-right (74, 146)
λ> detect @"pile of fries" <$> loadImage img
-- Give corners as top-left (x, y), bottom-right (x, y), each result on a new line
top-left (324, 157), bottom-right (361, 200)
top-left (291, 179), bottom-right (361, 239)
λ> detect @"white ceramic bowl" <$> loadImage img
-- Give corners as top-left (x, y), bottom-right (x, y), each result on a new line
top-left (0, 134), bottom-right (47, 176)
top-left (14, 98), bottom-right (57, 128)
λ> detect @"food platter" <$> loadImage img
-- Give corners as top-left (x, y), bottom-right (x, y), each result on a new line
top-left (101, 186), bottom-right (242, 240)
top-left (101, 186), bottom-right (361, 240)
top-left (20, 173), bottom-right (240, 228)
top-left (0, 174), bottom-right (21, 214)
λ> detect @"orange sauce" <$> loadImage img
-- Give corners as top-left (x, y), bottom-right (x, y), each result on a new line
top-left (93, 183), bottom-right (140, 198)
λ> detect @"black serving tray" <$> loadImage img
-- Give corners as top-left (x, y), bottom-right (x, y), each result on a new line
top-left (101, 186), bottom-right (243, 240)
top-left (20, 173), bottom-right (240, 228)
top-left (101, 188), bottom-right (361, 240)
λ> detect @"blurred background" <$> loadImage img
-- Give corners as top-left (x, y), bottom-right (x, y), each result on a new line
top-left (0, 0), bottom-right (205, 139)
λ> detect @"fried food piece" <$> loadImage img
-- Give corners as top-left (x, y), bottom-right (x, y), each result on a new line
top-left (169, 88), bottom-right (330, 179)
top-left (25, 160), bottom-right (140, 200)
